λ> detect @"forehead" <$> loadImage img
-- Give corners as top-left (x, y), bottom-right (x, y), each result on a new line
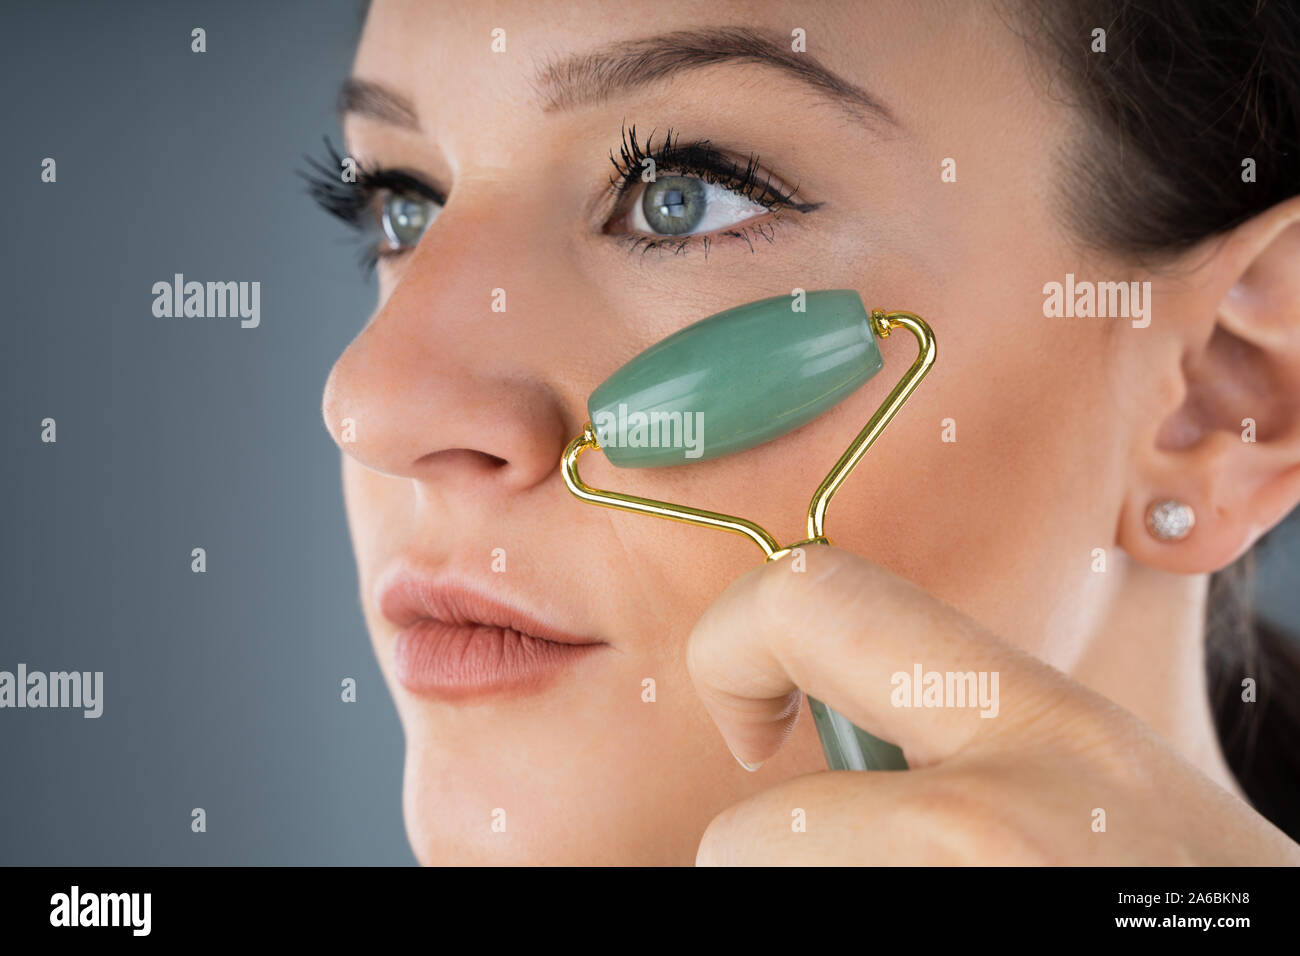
top-left (350, 0), bottom-right (1041, 140)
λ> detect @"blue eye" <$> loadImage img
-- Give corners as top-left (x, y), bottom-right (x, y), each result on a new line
top-left (627, 174), bottom-right (769, 237)
top-left (381, 193), bottom-right (439, 249)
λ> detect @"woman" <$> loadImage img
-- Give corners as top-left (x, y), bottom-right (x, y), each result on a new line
top-left (309, 0), bottom-right (1300, 864)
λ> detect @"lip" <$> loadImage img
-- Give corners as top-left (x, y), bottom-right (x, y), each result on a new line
top-left (376, 568), bottom-right (606, 700)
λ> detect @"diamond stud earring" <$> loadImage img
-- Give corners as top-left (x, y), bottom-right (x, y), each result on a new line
top-left (1147, 499), bottom-right (1195, 541)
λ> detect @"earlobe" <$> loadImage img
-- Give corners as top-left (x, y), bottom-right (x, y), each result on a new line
top-left (1119, 199), bottom-right (1300, 575)
top-left (1119, 432), bottom-right (1261, 574)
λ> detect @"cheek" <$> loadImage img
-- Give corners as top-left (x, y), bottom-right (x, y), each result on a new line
top-left (808, 295), bottom-right (1125, 667)
top-left (602, 265), bottom-right (1122, 671)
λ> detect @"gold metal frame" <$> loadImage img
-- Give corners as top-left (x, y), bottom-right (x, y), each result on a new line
top-left (561, 309), bottom-right (937, 563)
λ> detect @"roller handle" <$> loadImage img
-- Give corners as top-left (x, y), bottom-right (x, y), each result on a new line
top-left (808, 695), bottom-right (908, 771)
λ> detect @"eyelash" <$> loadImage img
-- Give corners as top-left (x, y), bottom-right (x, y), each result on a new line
top-left (604, 123), bottom-right (817, 256)
top-left (299, 126), bottom-right (818, 272)
top-left (298, 137), bottom-right (444, 274)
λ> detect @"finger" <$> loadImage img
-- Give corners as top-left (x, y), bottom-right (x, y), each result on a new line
top-left (687, 545), bottom-right (1092, 770)
top-left (693, 767), bottom-right (1050, 866)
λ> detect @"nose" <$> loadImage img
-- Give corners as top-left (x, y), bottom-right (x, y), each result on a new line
top-left (321, 221), bottom-right (574, 495)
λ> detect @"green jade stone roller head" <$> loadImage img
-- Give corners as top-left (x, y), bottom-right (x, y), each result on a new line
top-left (562, 290), bottom-right (937, 772)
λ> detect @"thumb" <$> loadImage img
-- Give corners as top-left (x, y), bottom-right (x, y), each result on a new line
top-left (686, 545), bottom-right (1086, 770)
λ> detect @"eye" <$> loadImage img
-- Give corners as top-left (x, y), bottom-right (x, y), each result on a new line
top-left (617, 174), bottom-right (770, 237)
top-left (380, 192), bottom-right (440, 250)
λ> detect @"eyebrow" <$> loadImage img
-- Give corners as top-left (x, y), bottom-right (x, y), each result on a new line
top-left (338, 77), bottom-right (420, 129)
top-left (534, 27), bottom-right (896, 126)
top-left (338, 27), bottom-right (897, 131)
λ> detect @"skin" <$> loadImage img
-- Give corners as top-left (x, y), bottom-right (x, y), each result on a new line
top-left (322, 0), bottom-right (1300, 864)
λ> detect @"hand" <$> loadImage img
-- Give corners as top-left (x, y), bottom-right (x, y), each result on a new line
top-left (687, 545), bottom-right (1300, 865)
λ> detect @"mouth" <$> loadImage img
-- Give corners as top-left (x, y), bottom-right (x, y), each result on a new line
top-left (375, 567), bottom-right (607, 700)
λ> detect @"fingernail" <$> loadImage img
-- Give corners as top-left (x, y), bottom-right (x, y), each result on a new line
top-left (727, 742), bottom-right (763, 772)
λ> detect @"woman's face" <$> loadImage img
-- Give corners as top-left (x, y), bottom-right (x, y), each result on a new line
top-left (323, 0), bottom-right (1157, 864)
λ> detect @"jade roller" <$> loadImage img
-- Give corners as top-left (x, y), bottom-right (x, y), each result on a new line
top-left (561, 290), bottom-right (936, 771)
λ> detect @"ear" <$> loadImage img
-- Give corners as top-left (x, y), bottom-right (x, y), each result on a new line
top-left (1119, 196), bottom-right (1300, 574)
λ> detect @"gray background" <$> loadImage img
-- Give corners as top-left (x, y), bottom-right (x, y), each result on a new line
top-left (1, 0), bottom-right (412, 864)
top-left (0, 0), bottom-right (1296, 865)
